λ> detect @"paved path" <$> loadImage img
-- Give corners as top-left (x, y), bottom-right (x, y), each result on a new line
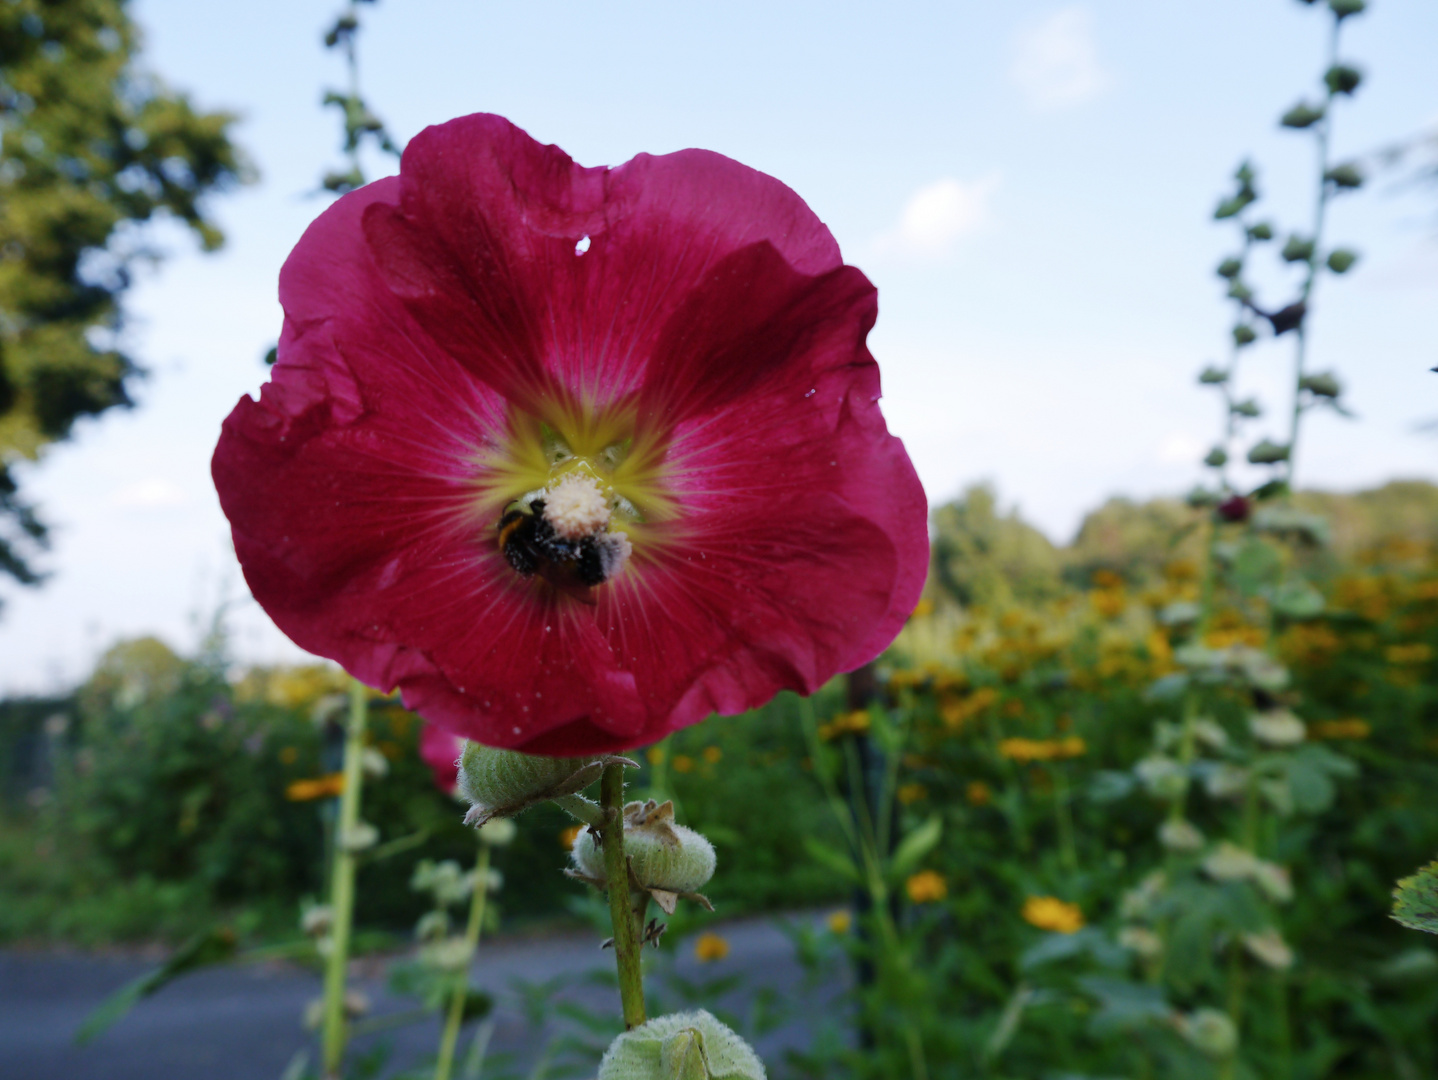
top-left (0, 917), bottom-right (843, 1079)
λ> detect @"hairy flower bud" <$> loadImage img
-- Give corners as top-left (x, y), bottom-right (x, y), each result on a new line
top-left (1243, 927), bottom-right (1295, 970)
top-left (458, 742), bottom-right (634, 827)
top-left (1204, 447), bottom-right (1228, 468)
top-left (598, 1010), bottom-right (766, 1080)
top-left (1159, 818), bottom-right (1205, 853)
top-left (1177, 1008), bottom-right (1238, 1059)
top-left (1246, 221), bottom-right (1274, 241)
top-left (572, 799), bottom-right (717, 908)
top-left (1230, 398), bottom-right (1260, 418)
top-left (1250, 709), bottom-right (1307, 747)
top-left (1198, 366), bottom-right (1228, 385)
top-left (1215, 257), bottom-right (1242, 280)
top-left (1232, 324), bottom-right (1257, 347)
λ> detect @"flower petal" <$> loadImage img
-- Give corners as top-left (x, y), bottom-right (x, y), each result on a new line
top-left (214, 114), bottom-right (926, 754)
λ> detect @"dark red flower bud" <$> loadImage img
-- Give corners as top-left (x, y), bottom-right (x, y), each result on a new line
top-left (1217, 496), bottom-right (1251, 523)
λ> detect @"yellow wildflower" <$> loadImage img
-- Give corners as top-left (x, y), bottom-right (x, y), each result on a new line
top-left (694, 933), bottom-right (730, 962)
top-left (910, 598), bottom-right (935, 619)
top-left (966, 781), bottom-right (992, 806)
top-left (279, 746), bottom-right (298, 765)
top-left (702, 745), bottom-right (723, 764)
top-left (818, 710), bottom-right (872, 740)
top-left (1310, 718), bottom-right (1371, 740)
top-left (672, 754), bottom-right (695, 774)
top-left (646, 746), bottom-right (665, 766)
top-left (906, 870), bottom-right (948, 904)
top-left (998, 736), bottom-right (1087, 763)
top-left (285, 773), bottom-right (346, 801)
top-left (1090, 588), bottom-right (1126, 619)
top-left (826, 910), bottom-right (852, 934)
top-left (897, 783), bottom-right (928, 805)
top-left (1022, 896), bottom-right (1084, 934)
top-left (1386, 643), bottom-right (1433, 665)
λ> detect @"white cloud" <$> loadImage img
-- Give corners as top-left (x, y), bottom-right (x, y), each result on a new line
top-left (874, 174), bottom-right (1000, 260)
top-left (1009, 6), bottom-right (1113, 112)
top-left (111, 477), bottom-right (186, 508)
top-left (1158, 432), bottom-right (1206, 465)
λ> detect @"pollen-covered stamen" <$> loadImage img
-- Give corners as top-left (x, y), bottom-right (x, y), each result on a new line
top-left (543, 472), bottom-right (612, 540)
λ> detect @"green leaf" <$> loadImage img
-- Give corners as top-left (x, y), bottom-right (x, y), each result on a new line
top-left (802, 836), bottom-right (861, 883)
top-left (1232, 537), bottom-right (1282, 596)
top-left (1272, 579), bottom-right (1325, 619)
top-left (887, 815), bottom-right (943, 880)
top-left (1393, 861), bottom-right (1438, 934)
top-left (75, 927), bottom-right (238, 1045)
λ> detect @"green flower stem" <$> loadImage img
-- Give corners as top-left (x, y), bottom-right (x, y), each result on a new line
top-left (550, 793), bottom-right (607, 828)
top-left (1053, 765), bottom-right (1078, 871)
top-left (599, 762), bottom-right (647, 1029)
top-left (1286, 13), bottom-right (1344, 487)
top-left (321, 678), bottom-right (368, 1079)
top-left (434, 840), bottom-right (491, 1080)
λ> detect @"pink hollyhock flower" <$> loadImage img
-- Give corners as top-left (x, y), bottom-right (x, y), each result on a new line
top-left (420, 723), bottom-right (462, 793)
top-left (213, 113), bottom-right (927, 755)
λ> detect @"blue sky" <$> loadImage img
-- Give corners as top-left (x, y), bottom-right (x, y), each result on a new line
top-left (1, 0), bottom-right (1435, 691)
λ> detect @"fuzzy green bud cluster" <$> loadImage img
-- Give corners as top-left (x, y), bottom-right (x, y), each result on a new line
top-left (457, 742), bottom-right (631, 827)
top-left (598, 1010), bottom-right (766, 1080)
top-left (572, 799), bottom-right (717, 902)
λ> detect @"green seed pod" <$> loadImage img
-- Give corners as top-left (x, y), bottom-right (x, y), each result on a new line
top-left (1325, 163), bottom-right (1363, 189)
top-left (1326, 248), bottom-right (1358, 273)
top-left (1204, 447), bottom-right (1228, 468)
top-left (1280, 102), bottom-right (1325, 129)
top-left (457, 742), bottom-right (609, 827)
top-left (1246, 221), bottom-right (1274, 241)
top-left (1281, 235), bottom-right (1315, 263)
top-left (1246, 439), bottom-right (1289, 465)
top-left (1329, 0), bottom-right (1366, 18)
top-left (1232, 324), bottom-right (1257, 347)
top-left (1324, 64), bottom-right (1363, 95)
top-left (1198, 366), bottom-right (1228, 385)
top-left (598, 1010), bottom-right (766, 1080)
top-left (1178, 1008), bottom-right (1238, 1059)
top-left (572, 800), bottom-right (717, 895)
top-left (1215, 257), bottom-right (1243, 280)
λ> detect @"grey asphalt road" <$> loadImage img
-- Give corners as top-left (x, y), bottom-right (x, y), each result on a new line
top-left (0, 917), bottom-right (845, 1080)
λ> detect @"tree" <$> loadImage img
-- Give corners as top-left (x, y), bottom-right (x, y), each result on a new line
top-left (0, 0), bottom-right (248, 596)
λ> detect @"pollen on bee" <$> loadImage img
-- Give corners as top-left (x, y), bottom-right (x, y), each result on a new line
top-left (543, 473), bottom-right (611, 540)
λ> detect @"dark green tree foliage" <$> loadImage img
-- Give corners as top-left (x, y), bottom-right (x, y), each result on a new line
top-left (929, 484), bottom-right (1064, 608)
top-left (0, 0), bottom-right (247, 588)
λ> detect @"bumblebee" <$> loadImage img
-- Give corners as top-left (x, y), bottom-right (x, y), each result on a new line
top-left (498, 499), bottom-right (613, 590)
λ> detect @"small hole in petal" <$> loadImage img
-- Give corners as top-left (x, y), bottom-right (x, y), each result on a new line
top-left (574, 235), bottom-right (591, 256)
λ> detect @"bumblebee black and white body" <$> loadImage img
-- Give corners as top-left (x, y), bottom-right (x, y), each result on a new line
top-left (498, 496), bottom-right (631, 591)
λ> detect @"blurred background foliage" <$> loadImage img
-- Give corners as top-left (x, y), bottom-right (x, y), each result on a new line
top-left (0, 0), bottom-right (247, 591)
top-left (0, 480), bottom-right (1434, 1074)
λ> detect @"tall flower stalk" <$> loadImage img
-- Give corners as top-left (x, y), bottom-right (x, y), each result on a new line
top-left (321, 678), bottom-right (369, 1078)
top-left (433, 838), bottom-right (492, 1080)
